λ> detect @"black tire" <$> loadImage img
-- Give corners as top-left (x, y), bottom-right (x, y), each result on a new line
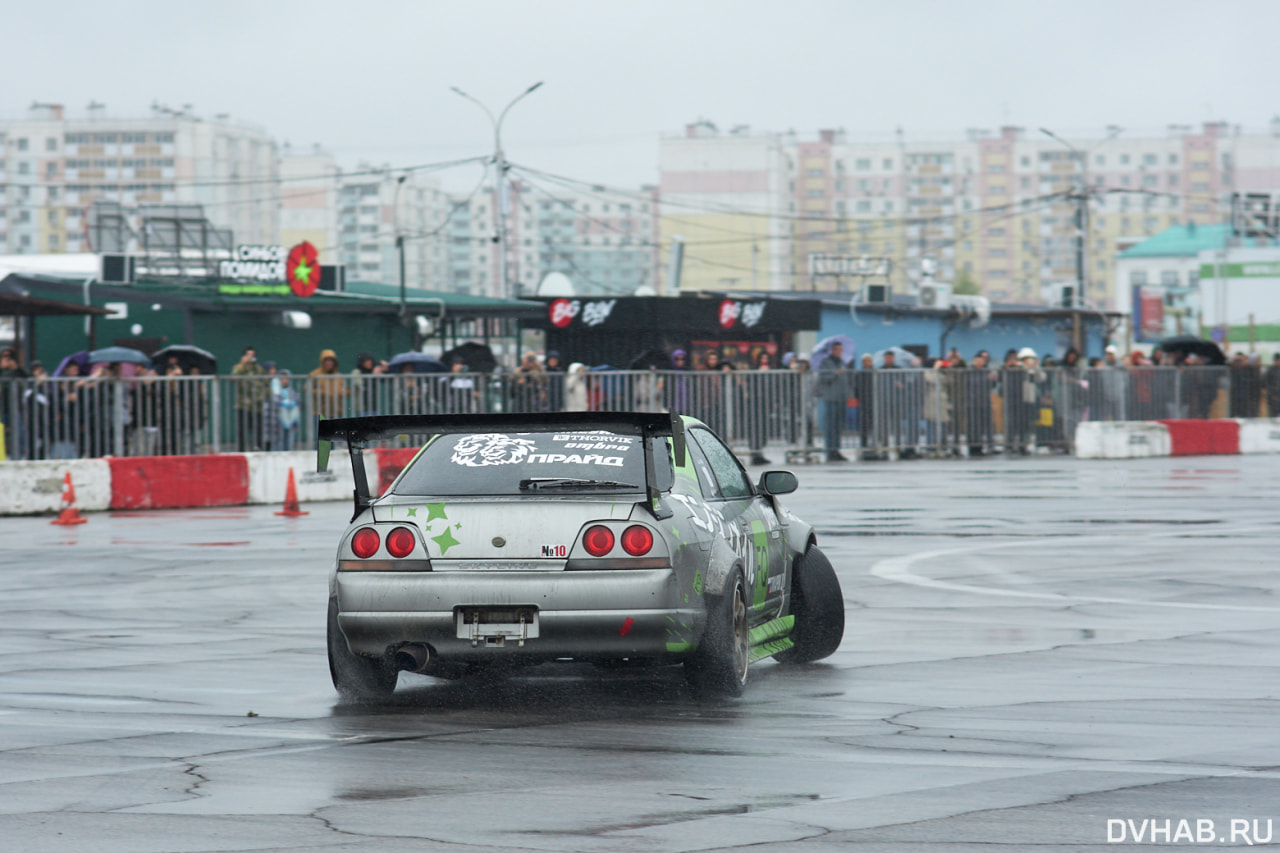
top-left (774, 546), bottom-right (845, 664)
top-left (327, 599), bottom-right (397, 700)
top-left (685, 569), bottom-right (750, 698)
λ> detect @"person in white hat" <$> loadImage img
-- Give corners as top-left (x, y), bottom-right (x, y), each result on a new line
top-left (1101, 344), bottom-right (1125, 420)
top-left (1009, 348), bottom-right (1046, 454)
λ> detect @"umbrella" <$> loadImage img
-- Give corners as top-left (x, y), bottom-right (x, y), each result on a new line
top-left (151, 344), bottom-right (217, 375)
top-left (53, 350), bottom-right (91, 377)
top-left (88, 346), bottom-right (151, 366)
top-left (442, 342), bottom-right (497, 374)
top-left (629, 348), bottom-right (672, 370)
top-left (872, 346), bottom-right (921, 368)
top-left (810, 334), bottom-right (856, 366)
top-left (388, 352), bottom-right (448, 374)
top-left (1158, 335), bottom-right (1226, 366)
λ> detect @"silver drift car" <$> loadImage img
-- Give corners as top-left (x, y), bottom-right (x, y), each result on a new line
top-left (319, 411), bottom-right (844, 699)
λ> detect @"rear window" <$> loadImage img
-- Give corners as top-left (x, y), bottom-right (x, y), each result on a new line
top-left (392, 429), bottom-right (657, 496)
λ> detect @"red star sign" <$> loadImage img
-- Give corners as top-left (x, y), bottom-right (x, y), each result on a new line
top-left (286, 241), bottom-right (321, 297)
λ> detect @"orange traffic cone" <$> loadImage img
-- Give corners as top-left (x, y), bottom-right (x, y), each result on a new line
top-left (275, 467), bottom-right (309, 517)
top-left (51, 471), bottom-right (88, 526)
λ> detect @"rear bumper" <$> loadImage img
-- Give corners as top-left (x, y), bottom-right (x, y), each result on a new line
top-left (334, 568), bottom-right (704, 660)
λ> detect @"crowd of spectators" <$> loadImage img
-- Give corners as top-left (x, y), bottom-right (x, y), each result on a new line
top-left (2, 342), bottom-right (1279, 463)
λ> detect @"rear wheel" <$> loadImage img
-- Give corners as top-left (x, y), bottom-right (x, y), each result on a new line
top-left (685, 569), bottom-right (750, 698)
top-left (774, 546), bottom-right (845, 664)
top-left (327, 599), bottom-right (397, 700)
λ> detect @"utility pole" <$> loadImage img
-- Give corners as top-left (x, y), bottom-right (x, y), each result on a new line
top-left (1039, 128), bottom-right (1088, 309)
top-left (1040, 127), bottom-right (1122, 352)
top-left (395, 173), bottom-right (408, 317)
top-left (451, 83), bottom-right (544, 300)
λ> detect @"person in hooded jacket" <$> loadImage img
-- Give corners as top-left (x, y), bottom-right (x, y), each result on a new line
top-left (543, 350), bottom-right (566, 412)
top-left (309, 349), bottom-right (349, 420)
top-left (1056, 347), bottom-right (1087, 448)
top-left (351, 351), bottom-right (382, 417)
top-left (564, 362), bottom-right (589, 412)
top-left (666, 349), bottom-right (692, 414)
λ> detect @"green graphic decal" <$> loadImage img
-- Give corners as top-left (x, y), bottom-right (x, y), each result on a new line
top-left (405, 506), bottom-right (418, 517)
top-left (431, 527), bottom-right (460, 555)
top-left (750, 520), bottom-right (770, 607)
top-left (424, 502), bottom-right (448, 522)
top-left (692, 570), bottom-right (703, 595)
top-left (665, 615), bottom-right (696, 651)
top-left (749, 615), bottom-right (794, 647)
top-left (749, 637), bottom-right (794, 663)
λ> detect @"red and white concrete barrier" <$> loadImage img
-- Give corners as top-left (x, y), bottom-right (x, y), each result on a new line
top-left (4, 423), bottom-right (1278, 515)
top-left (0, 447), bottom-right (421, 517)
top-left (0, 459), bottom-right (112, 514)
top-left (1239, 419), bottom-right (1280, 454)
top-left (1076, 418), bottom-right (1280, 459)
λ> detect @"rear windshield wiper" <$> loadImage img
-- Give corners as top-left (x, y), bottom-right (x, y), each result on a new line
top-left (519, 478), bottom-right (639, 491)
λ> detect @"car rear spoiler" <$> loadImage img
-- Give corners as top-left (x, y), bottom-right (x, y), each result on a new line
top-left (317, 411), bottom-right (686, 520)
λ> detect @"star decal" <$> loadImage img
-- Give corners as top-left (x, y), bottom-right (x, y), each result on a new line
top-left (405, 507), bottom-right (418, 517)
top-left (424, 502), bottom-right (448, 522)
top-left (431, 527), bottom-right (460, 555)
top-left (292, 259), bottom-right (313, 285)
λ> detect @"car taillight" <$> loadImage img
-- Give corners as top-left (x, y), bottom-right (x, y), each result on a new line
top-left (386, 526), bottom-right (416, 558)
top-left (620, 525), bottom-right (654, 556)
top-left (351, 527), bottom-right (380, 558)
top-left (582, 525), bottom-right (615, 557)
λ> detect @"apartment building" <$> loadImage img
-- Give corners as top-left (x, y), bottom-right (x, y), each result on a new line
top-left (0, 102), bottom-right (277, 255)
top-left (337, 167), bottom-right (450, 291)
top-left (658, 121), bottom-right (791, 293)
top-left (659, 120), bottom-right (1280, 309)
top-left (279, 144), bottom-right (339, 259)
top-left (448, 180), bottom-right (660, 299)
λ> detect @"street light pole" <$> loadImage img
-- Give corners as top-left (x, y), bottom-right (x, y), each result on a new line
top-left (394, 173), bottom-right (408, 317)
top-left (451, 82), bottom-right (544, 300)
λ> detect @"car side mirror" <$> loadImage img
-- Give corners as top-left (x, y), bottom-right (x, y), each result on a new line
top-left (757, 470), bottom-right (798, 496)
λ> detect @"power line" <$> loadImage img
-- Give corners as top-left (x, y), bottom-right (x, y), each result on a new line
top-left (514, 162), bottom-right (1086, 233)
top-left (1, 155), bottom-right (490, 192)
top-left (511, 177), bottom-right (655, 295)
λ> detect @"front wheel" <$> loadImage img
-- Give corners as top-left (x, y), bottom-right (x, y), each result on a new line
top-left (774, 546), bottom-right (845, 664)
top-left (685, 569), bottom-right (750, 698)
top-left (327, 599), bottom-right (397, 701)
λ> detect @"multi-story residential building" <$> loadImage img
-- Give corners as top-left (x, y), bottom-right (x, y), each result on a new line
top-left (446, 196), bottom-right (477, 295)
top-left (524, 183), bottom-right (659, 297)
top-left (279, 143), bottom-right (339, 260)
top-left (447, 180), bottom-right (660, 298)
top-left (0, 102), bottom-right (277, 256)
top-left (658, 121), bottom-right (791, 293)
top-left (659, 120), bottom-right (1280, 310)
top-left (337, 167), bottom-right (450, 290)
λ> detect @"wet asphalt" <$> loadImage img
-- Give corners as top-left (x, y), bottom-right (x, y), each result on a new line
top-left (1, 454), bottom-right (1278, 851)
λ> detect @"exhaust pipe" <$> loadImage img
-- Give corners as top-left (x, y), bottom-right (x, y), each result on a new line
top-left (394, 643), bottom-right (431, 673)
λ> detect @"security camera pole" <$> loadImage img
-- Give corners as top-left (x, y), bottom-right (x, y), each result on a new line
top-left (451, 82), bottom-right (544, 300)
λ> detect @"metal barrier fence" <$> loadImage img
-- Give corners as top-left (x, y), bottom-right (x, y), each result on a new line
top-left (2, 366), bottom-right (1276, 461)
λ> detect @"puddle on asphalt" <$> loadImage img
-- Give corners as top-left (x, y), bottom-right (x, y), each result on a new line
top-left (337, 787), bottom-right (433, 802)
top-left (867, 627), bottom-right (1110, 645)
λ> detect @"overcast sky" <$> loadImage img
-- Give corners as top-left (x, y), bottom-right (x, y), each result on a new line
top-left (5, 0), bottom-right (1278, 192)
